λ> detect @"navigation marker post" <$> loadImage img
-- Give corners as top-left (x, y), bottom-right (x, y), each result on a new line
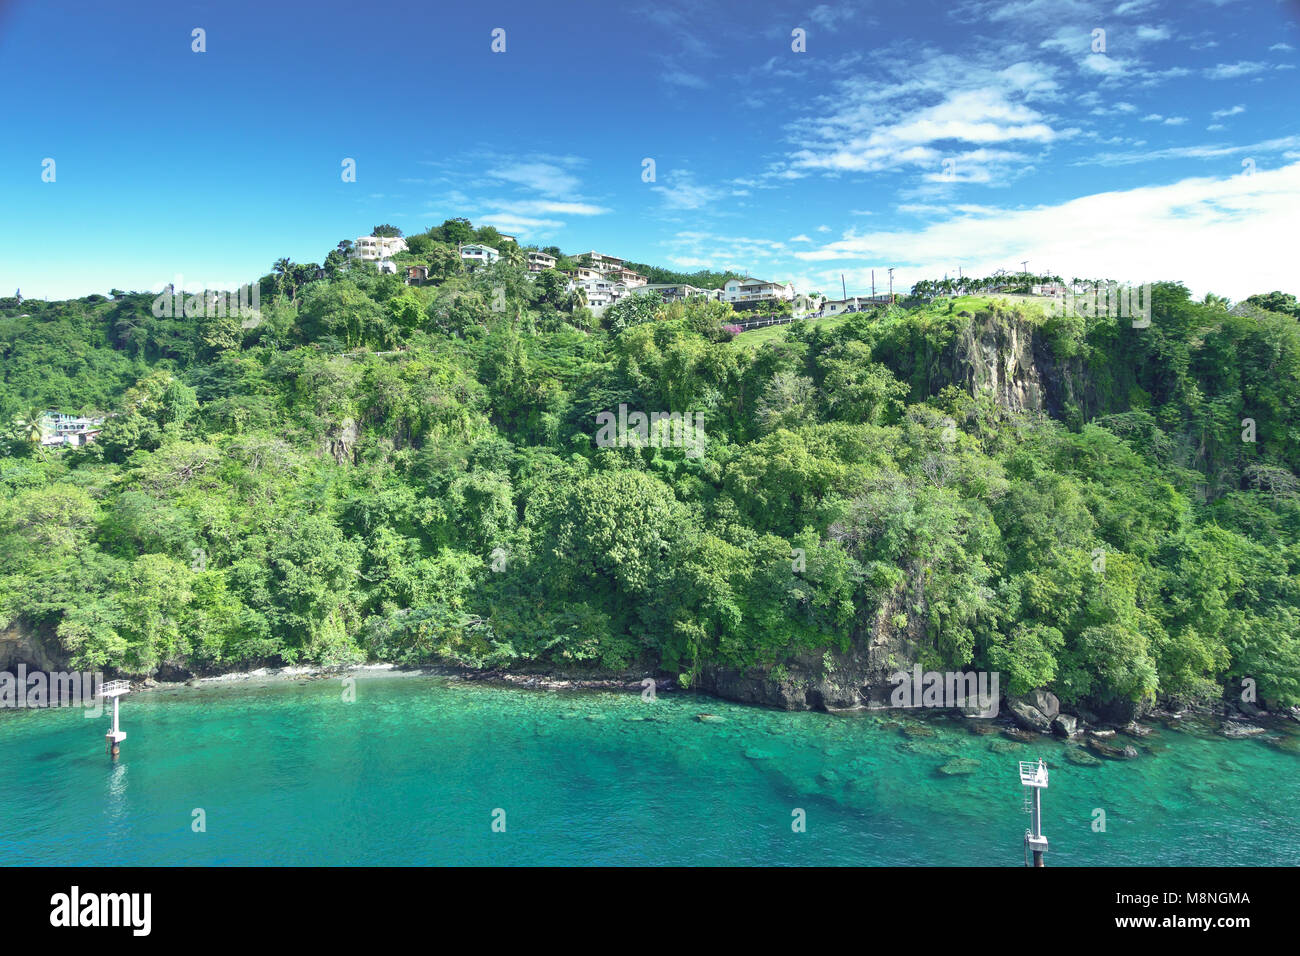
top-left (99, 679), bottom-right (130, 758)
top-left (1019, 759), bottom-right (1049, 866)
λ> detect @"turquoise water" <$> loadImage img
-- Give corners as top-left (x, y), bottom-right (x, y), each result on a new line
top-left (2, 673), bottom-right (1297, 866)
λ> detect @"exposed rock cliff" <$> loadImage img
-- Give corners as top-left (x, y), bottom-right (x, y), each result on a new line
top-left (0, 620), bottom-right (67, 672)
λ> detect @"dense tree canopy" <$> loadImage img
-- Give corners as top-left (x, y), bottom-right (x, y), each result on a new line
top-left (2, 258), bottom-right (1298, 714)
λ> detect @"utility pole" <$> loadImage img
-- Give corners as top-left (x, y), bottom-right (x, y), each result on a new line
top-left (887, 268), bottom-right (894, 302)
top-left (871, 270), bottom-right (876, 298)
top-left (1021, 260), bottom-right (1029, 276)
top-left (841, 273), bottom-right (847, 301)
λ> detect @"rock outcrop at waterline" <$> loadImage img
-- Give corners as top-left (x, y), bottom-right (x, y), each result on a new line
top-left (0, 620), bottom-right (65, 673)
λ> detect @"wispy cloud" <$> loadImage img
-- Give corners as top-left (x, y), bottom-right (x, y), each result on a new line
top-left (650, 170), bottom-right (744, 210)
top-left (1204, 61), bottom-right (1268, 79)
top-left (1081, 134), bottom-right (1300, 166)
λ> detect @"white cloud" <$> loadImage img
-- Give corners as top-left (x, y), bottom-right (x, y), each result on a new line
top-left (1271, 43), bottom-right (1294, 52)
top-left (485, 162), bottom-right (582, 198)
top-left (789, 162), bottom-right (1300, 300)
top-left (476, 214), bottom-right (566, 235)
top-left (807, 4), bottom-right (861, 30)
top-left (651, 171), bottom-right (728, 210)
top-left (1082, 134), bottom-right (1300, 166)
top-left (789, 86), bottom-right (1055, 176)
top-left (1135, 24), bottom-right (1171, 41)
top-left (1204, 61), bottom-right (1267, 80)
top-left (789, 234), bottom-right (813, 242)
top-left (1211, 105), bottom-right (1245, 118)
top-left (1083, 53), bottom-right (1128, 75)
top-left (483, 199), bottom-right (610, 217)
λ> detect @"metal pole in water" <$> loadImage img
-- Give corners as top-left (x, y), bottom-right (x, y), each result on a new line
top-left (100, 680), bottom-right (130, 758)
top-left (1019, 759), bottom-right (1049, 867)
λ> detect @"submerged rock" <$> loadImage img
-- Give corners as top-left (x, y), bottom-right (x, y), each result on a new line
top-left (1003, 726), bottom-right (1040, 743)
top-left (989, 739), bottom-right (1024, 754)
top-left (1087, 737), bottom-right (1138, 760)
top-left (696, 713), bottom-right (726, 723)
top-left (1065, 747), bottom-right (1103, 766)
top-left (1219, 721), bottom-right (1267, 739)
top-left (938, 758), bottom-right (981, 776)
top-left (1266, 735), bottom-right (1300, 755)
top-left (902, 723), bottom-right (937, 739)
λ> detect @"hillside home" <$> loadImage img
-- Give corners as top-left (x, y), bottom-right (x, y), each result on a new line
top-left (459, 244), bottom-right (500, 267)
top-left (527, 251), bottom-right (558, 273)
top-left (723, 277), bottom-right (796, 304)
top-left (350, 235), bottom-right (408, 261)
top-left (635, 283), bottom-right (707, 303)
top-left (571, 251), bottom-right (624, 273)
top-left (39, 411), bottom-right (105, 447)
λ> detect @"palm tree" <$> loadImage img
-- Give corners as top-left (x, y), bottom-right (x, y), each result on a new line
top-left (499, 244), bottom-right (524, 269)
top-left (1202, 292), bottom-right (1230, 310)
top-left (273, 258), bottom-right (296, 301)
top-left (12, 408), bottom-right (46, 445)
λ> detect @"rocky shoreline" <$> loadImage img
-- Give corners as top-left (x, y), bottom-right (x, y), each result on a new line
top-left (82, 659), bottom-right (1300, 754)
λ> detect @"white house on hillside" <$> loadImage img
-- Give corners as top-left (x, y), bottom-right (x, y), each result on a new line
top-left (527, 251), bottom-right (558, 273)
top-left (459, 243), bottom-right (500, 267)
top-left (350, 236), bottom-right (408, 261)
top-left (635, 283), bottom-right (708, 303)
top-left (572, 251), bottom-right (624, 273)
top-left (39, 411), bottom-right (104, 447)
top-left (723, 277), bottom-right (796, 305)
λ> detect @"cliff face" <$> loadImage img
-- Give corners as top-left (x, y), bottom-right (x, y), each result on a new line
top-left (944, 308), bottom-right (1089, 418)
top-left (698, 309), bottom-right (1091, 714)
top-left (699, 572), bottom-right (927, 712)
top-left (0, 620), bottom-right (67, 672)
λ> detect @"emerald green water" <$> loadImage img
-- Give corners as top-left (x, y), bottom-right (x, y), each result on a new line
top-left (3, 673), bottom-right (1297, 866)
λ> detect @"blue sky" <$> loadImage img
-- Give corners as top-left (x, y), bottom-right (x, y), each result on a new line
top-left (2, 0), bottom-right (1298, 301)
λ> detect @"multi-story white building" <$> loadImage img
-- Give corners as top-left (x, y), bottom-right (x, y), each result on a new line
top-left (635, 283), bottom-right (708, 303)
top-left (722, 277), bottom-right (796, 305)
top-left (571, 251), bottom-right (624, 273)
top-left (350, 235), bottom-right (408, 261)
top-left (459, 243), bottom-right (500, 267)
top-left (527, 251), bottom-right (558, 273)
top-left (39, 411), bottom-right (104, 447)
